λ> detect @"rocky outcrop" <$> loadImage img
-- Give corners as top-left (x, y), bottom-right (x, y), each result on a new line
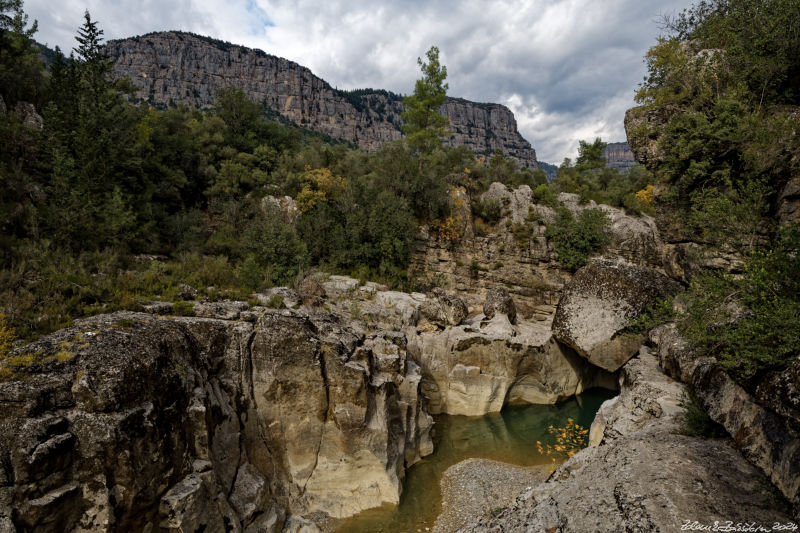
top-left (106, 32), bottom-right (538, 167)
top-left (419, 288), bottom-right (468, 328)
top-left (552, 259), bottom-right (682, 372)
top-left (408, 314), bottom-right (616, 416)
top-left (588, 346), bottom-right (684, 445)
top-left (482, 287), bottom-right (516, 324)
top-left (557, 192), bottom-right (665, 267)
top-left (459, 348), bottom-right (793, 532)
top-left (623, 105), bottom-right (673, 169)
top-left (778, 176), bottom-right (800, 225)
top-left (602, 141), bottom-right (636, 171)
top-left (651, 324), bottom-right (800, 516)
top-left (0, 308), bottom-right (433, 530)
top-left (411, 183), bottom-right (666, 323)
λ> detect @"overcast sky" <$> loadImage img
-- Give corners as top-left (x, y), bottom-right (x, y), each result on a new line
top-left (24, 0), bottom-right (689, 163)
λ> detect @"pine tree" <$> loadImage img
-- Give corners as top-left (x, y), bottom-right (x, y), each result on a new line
top-left (402, 46), bottom-right (450, 154)
top-left (0, 0), bottom-right (45, 106)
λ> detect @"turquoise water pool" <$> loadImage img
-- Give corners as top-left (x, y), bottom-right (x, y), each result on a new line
top-left (336, 388), bottom-right (615, 532)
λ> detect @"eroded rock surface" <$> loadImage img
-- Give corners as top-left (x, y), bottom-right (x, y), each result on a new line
top-left (651, 324), bottom-right (800, 516)
top-left (459, 348), bottom-right (793, 532)
top-left (482, 287), bottom-right (517, 324)
top-left (419, 288), bottom-right (469, 328)
top-left (408, 314), bottom-right (615, 416)
top-left (552, 258), bottom-right (682, 372)
top-left (0, 309), bottom-right (433, 531)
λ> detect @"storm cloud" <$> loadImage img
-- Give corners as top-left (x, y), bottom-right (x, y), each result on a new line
top-left (25, 0), bottom-right (689, 163)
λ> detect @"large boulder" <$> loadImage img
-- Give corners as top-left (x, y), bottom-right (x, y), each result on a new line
top-left (298, 277), bottom-right (326, 307)
top-left (552, 259), bottom-right (682, 372)
top-left (483, 287), bottom-right (517, 324)
top-left (419, 288), bottom-right (468, 327)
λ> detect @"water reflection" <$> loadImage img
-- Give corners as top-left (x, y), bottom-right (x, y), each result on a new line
top-left (336, 388), bottom-right (614, 533)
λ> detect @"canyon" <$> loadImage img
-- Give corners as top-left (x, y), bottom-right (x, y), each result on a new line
top-left (3, 173), bottom-right (795, 531)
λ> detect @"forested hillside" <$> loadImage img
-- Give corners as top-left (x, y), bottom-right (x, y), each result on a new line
top-left (0, 6), bottom-right (559, 342)
top-left (625, 0), bottom-right (800, 384)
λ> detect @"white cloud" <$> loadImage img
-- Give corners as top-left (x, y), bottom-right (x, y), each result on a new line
top-left (23, 0), bottom-right (688, 163)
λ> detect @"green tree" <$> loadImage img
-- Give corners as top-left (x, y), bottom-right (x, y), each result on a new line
top-left (545, 208), bottom-right (610, 271)
top-left (575, 138), bottom-right (607, 172)
top-left (402, 46), bottom-right (449, 154)
top-left (40, 12), bottom-right (145, 250)
top-left (0, 0), bottom-right (44, 107)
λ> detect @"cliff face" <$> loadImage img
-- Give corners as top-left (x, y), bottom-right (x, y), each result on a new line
top-left (410, 183), bottom-right (665, 323)
top-left (603, 141), bottom-right (636, 171)
top-left (106, 32), bottom-right (538, 167)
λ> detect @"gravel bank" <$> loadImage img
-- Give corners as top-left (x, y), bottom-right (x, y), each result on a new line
top-left (433, 458), bottom-right (551, 533)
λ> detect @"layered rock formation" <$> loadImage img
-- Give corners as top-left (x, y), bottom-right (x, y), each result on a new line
top-left (106, 32), bottom-right (538, 167)
top-left (0, 308), bottom-right (433, 531)
top-left (602, 141), bottom-right (636, 171)
top-left (411, 183), bottom-right (665, 322)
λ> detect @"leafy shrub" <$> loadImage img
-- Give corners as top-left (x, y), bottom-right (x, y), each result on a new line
top-left (532, 184), bottom-right (559, 208)
top-left (266, 294), bottom-right (284, 309)
top-left (469, 259), bottom-right (481, 279)
top-left (511, 221), bottom-right (536, 249)
top-left (677, 223), bottom-right (800, 382)
top-left (172, 301), bottom-right (195, 316)
top-left (473, 218), bottom-right (488, 237)
top-left (472, 197), bottom-right (502, 225)
top-left (545, 208), bottom-right (610, 271)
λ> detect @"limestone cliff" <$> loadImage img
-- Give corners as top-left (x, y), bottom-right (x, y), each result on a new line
top-left (105, 32), bottom-right (539, 167)
top-left (602, 141), bottom-right (636, 171)
top-left (0, 308), bottom-right (433, 531)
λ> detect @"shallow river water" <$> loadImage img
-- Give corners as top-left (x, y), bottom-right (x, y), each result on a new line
top-left (336, 388), bottom-right (615, 533)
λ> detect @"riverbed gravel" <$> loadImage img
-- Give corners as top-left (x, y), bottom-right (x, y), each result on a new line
top-left (432, 458), bottom-right (551, 533)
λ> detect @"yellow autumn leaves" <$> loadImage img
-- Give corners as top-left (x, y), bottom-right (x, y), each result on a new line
top-left (296, 166), bottom-right (347, 212)
top-left (535, 418), bottom-right (590, 469)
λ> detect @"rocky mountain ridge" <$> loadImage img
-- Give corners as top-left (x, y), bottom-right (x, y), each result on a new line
top-left (105, 32), bottom-right (539, 168)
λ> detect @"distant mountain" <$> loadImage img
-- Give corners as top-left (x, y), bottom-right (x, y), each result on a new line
top-left (106, 31), bottom-right (539, 168)
top-left (603, 141), bottom-right (637, 171)
top-left (538, 161), bottom-right (559, 181)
